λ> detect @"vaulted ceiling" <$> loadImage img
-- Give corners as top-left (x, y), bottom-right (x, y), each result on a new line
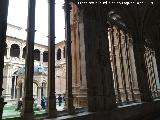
top-left (69, 0), bottom-right (160, 47)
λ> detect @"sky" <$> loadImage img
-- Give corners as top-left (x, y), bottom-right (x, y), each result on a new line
top-left (7, 0), bottom-right (65, 45)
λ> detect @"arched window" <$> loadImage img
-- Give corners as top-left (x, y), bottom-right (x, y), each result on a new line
top-left (43, 51), bottom-right (48, 62)
top-left (34, 49), bottom-right (40, 61)
top-left (10, 44), bottom-right (20, 57)
top-left (22, 46), bottom-right (26, 58)
top-left (63, 46), bottom-right (65, 58)
top-left (57, 48), bottom-right (61, 60)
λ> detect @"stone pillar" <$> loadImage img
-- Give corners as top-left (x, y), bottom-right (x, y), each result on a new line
top-left (78, 10), bottom-right (88, 108)
top-left (21, 0), bottom-right (36, 119)
top-left (47, 0), bottom-right (57, 117)
top-left (14, 75), bottom-right (17, 99)
top-left (132, 34), bottom-right (152, 102)
top-left (0, 0), bottom-right (9, 118)
top-left (70, 3), bottom-right (81, 108)
top-left (22, 83), bottom-right (24, 98)
top-left (64, 0), bottom-right (75, 114)
top-left (7, 45), bottom-right (11, 59)
top-left (40, 51), bottom-right (43, 65)
top-left (154, 48), bottom-right (160, 87)
top-left (44, 86), bottom-right (47, 97)
top-left (37, 87), bottom-right (42, 109)
top-left (81, 7), bottom-right (116, 111)
top-left (2, 64), bottom-right (12, 99)
top-left (128, 38), bottom-right (140, 99)
top-left (19, 46), bottom-right (23, 60)
top-left (16, 86), bottom-right (20, 102)
top-left (152, 52), bottom-right (160, 89)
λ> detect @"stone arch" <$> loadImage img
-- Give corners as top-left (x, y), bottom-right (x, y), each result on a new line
top-left (34, 49), bottom-right (40, 61)
top-left (33, 80), bottom-right (41, 87)
top-left (106, 4), bottom-right (136, 34)
top-left (10, 44), bottom-right (20, 57)
top-left (57, 48), bottom-right (61, 60)
top-left (42, 80), bottom-right (47, 85)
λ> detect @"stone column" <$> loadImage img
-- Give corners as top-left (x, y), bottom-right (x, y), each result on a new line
top-left (37, 87), bottom-right (42, 109)
top-left (0, 1), bottom-right (9, 118)
top-left (11, 76), bottom-right (15, 99)
top-left (152, 52), bottom-right (160, 89)
top-left (7, 45), bottom-right (11, 59)
top-left (16, 86), bottom-right (20, 102)
top-left (40, 51), bottom-right (43, 65)
top-left (47, 0), bottom-right (57, 117)
top-left (81, 7), bottom-right (116, 111)
top-left (128, 39), bottom-right (140, 99)
top-left (64, 0), bottom-right (75, 114)
top-left (78, 11), bottom-right (88, 108)
top-left (154, 48), bottom-right (160, 87)
top-left (132, 34), bottom-right (152, 102)
top-left (19, 46), bottom-right (23, 60)
top-left (44, 86), bottom-right (47, 97)
top-left (14, 75), bottom-right (17, 99)
top-left (22, 83), bottom-right (24, 98)
top-left (21, 0), bottom-right (36, 119)
top-left (2, 64), bottom-right (12, 99)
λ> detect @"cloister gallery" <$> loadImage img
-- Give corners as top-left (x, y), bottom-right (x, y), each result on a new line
top-left (1, 0), bottom-right (160, 120)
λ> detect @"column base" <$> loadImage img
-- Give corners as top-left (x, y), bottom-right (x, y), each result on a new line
top-left (47, 110), bottom-right (57, 118)
top-left (21, 112), bottom-right (34, 120)
top-left (77, 87), bottom-right (88, 108)
top-left (76, 95), bottom-right (88, 108)
top-left (3, 94), bottom-right (11, 100)
top-left (0, 97), bottom-right (7, 120)
top-left (66, 97), bottom-right (75, 115)
top-left (47, 96), bottom-right (57, 118)
top-left (21, 97), bottom-right (34, 120)
top-left (37, 104), bottom-right (42, 111)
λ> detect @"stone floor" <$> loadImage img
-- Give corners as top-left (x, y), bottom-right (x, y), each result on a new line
top-left (2, 102), bottom-right (65, 119)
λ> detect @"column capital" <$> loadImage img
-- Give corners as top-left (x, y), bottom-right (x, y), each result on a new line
top-left (37, 86), bottom-right (42, 89)
top-left (6, 45), bottom-right (11, 49)
top-left (16, 86), bottom-right (20, 89)
top-left (40, 50), bottom-right (44, 54)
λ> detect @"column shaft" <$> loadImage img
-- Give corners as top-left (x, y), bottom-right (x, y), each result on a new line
top-left (155, 48), bottom-right (160, 86)
top-left (37, 87), bottom-right (42, 108)
top-left (40, 51), bottom-right (43, 65)
top-left (132, 34), bottom-right (152, 102)
top-left (47, 0), bottom-right (57, 117)
top-left (14, 76), bottom-right (17, 99)
top-left (0, 0), bottom-right (9, 119)
top-left (16, 87), bottom-right (20, 101)
top-left (65, 0), bottom-right (75, 114)
top-left (7, 46), bottom-right (10, 59)
top-left (44, 87), bottom-right (47, 97)
top-left (21, 0), bottom-right (36, 119)
top-left (19, 47), bottom-right (23, 60)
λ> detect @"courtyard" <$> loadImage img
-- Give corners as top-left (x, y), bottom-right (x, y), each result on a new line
top-left (2, 102), bottom-right (65, 119)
